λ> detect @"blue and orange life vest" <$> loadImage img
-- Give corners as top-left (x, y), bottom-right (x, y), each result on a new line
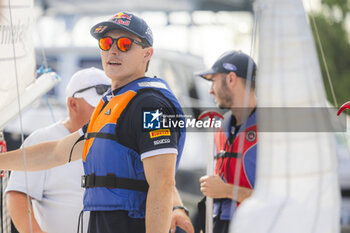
top-left (213, 110), bottom-right (257, 220)
top-left (81, 77), bottom-right (186, 218)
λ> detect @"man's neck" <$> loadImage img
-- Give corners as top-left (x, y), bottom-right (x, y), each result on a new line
top-left (111, 74), bottom-right (145, 90)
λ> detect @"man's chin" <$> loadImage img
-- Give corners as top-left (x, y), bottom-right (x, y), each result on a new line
top-left (217, 103), bottom-right (230, 110)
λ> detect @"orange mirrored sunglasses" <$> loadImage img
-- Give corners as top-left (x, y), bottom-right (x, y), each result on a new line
top-left (99, 36), bottom-right (147, 52)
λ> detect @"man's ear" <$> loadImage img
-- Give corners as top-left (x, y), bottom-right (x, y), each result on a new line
top-left (144, 47), bottom-right (153, 61)
top-left (67, 97), bottom-right (78, 113)
top-left (226, 72), bottom-right (237, 88)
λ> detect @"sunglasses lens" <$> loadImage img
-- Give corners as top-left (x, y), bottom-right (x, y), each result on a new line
top-left (95, 85), bottom-right (110, 95)
top-left (99, 37), bottom-right (113, 51)
top-left (117, 37), bottom-right (132, 52)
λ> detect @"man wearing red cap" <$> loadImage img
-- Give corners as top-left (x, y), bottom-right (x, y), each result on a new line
top-left (0, 12), bottom-right (193, 233)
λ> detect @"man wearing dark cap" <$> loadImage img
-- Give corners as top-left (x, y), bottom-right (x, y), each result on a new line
top-left (0, 12), bottom-right (193, 233)
top-left (197, 51), bottom-right (258, 233)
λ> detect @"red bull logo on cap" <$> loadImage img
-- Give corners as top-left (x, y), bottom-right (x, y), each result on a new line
top-left (114, 12), bottom-right (132, 20)
top-left (112, 12), bottom-right (132, 26)
top-left (95, 25), bottom-right (107, 34)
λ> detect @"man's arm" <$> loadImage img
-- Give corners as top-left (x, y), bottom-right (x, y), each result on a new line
top-left (143, 153), bottom-right (177, 233)
top-left (7, 191), bottom-right (46, 233)
top-left (170, 187), bottom-right (194, 233)
top-left (200, 175), bottom-right (253, 203)
top-left (0, 131), bottom-right (83, 171)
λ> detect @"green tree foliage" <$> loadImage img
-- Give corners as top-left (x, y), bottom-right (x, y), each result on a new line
top-left (321, 0), bottom-right (350, 20)
top-left (309, 1), bottom-right (350, 106)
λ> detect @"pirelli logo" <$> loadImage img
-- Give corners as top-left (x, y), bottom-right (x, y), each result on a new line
top-left (149, 129), bottom-right (171, 138)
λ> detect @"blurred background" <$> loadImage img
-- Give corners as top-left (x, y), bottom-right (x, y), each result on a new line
top-left (3, 0), bottom-right (350, 232)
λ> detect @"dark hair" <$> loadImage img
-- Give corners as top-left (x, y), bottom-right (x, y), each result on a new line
top-left (141, 38), bottom-right (151, 48)
top-left (145, 61), bottom-right (150, 72)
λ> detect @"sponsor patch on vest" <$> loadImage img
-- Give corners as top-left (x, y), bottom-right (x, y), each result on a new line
top-left (150, 129), bottom-right (171, 138)
top-left (246, 130), bottom-right (257, 142)
top-left (154, 138), bottom-right (170, 145)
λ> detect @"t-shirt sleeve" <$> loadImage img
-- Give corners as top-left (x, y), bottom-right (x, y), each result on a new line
top-left (5, 171), bottom-right (46, 201)
top-left (119, 91), bottom-right (179, 160)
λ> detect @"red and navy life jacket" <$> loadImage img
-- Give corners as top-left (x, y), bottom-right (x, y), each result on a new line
top-left (213, 110), bottom-right (257, 220)
top-left (79, 77), bottom-right (186, 219)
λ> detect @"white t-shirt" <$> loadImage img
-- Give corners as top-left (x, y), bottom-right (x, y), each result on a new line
top-left (6, 121), bottom-right (88, 233)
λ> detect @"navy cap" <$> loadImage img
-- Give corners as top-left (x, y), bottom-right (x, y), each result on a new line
top-left (196, 51), bottom-right (257, 81)
top-left (90, 12), bottom-right (153, 46)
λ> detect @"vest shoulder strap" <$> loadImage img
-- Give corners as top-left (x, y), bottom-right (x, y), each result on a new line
top-left (215, 151), bottom-right (242, 160)
top-left (69, 134), bottom-right (85, 163)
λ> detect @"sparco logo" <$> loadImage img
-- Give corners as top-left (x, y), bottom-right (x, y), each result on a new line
top-left (153, 139), bottom-right (170, 145)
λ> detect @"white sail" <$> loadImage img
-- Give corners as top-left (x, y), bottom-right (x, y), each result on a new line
top-left (230, 0), bottom-right (340, 233)
top-left (0, 0), bottom-right (60, 130)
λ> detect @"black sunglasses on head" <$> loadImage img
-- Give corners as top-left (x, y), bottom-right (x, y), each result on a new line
top-left (72, 84), bottom-right (110, 97)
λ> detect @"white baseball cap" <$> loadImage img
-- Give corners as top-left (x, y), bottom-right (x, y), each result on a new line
top-left (65, 67), bottom-right (111, 107)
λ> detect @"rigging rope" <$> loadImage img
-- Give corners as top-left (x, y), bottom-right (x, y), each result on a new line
top-left (231, 1), bottom-right (259, 217)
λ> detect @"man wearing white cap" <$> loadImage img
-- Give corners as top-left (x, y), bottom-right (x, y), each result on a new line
top-left (5, 67), bottom-right (110, 233)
